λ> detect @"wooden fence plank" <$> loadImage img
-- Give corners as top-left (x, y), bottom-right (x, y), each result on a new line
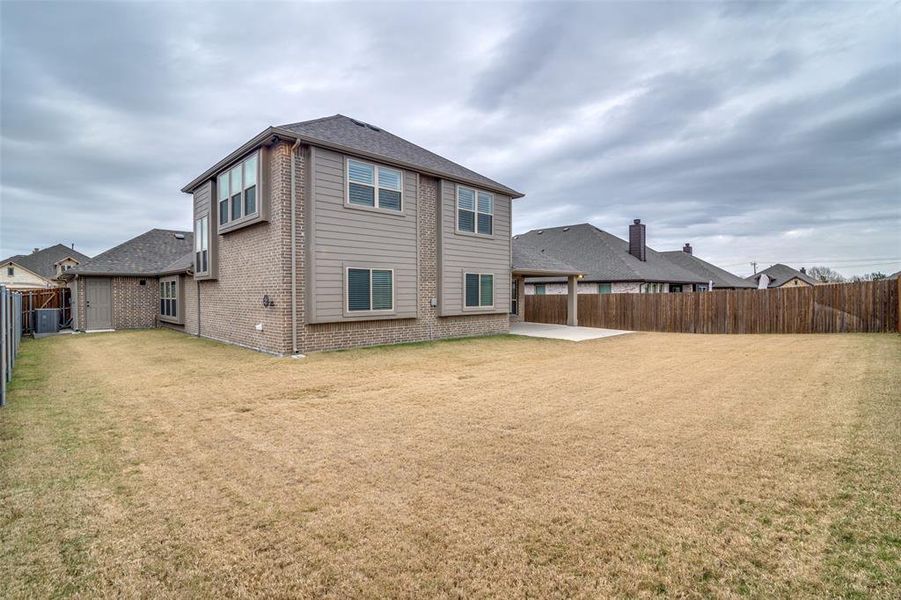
top-left (524, 280), bottom-right (899, 334)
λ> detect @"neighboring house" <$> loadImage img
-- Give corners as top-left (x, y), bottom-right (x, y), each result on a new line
top-left (888, 270), bottom-right (900, 280)
top-left (176, 114), bottom-right (520, 354)
top-left (746, 264), bottom-right (818, 288)
top-left (0, 244), bottom-right (90, 289)
top-left (659, 244), bottom-right (756, 290)
top-left (514, 221), bottom-right (709, 295)
top-left (62, 229), bottom-right (193, 331)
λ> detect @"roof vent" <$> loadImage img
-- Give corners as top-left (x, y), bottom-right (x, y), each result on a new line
top-left (537, 230), bottom-right (544, 235)
top-left (366, 124), bottom-right (381, 132)
top-left (513, 235), bottom-right (519, 240)
top-left (563, 227), bottom-right (570, 232)
top-left (174, 233), bottom-right (185, 240)
top-left (350, 118), bottom-right (366, 127)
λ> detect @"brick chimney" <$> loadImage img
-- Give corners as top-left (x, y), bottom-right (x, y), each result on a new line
top-left (629, 219), bottom-right (646, 262)
top-left (683, 243), bottom-right (693, 255)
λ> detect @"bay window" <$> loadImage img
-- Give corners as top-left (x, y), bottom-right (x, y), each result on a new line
top-left (194, 216), bottom-right (208, 274)
top-left (217, 152), bottom-right (259, 228)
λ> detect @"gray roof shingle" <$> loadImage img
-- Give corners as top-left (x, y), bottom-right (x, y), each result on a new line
top-left (1, 244), bottom-right (91, 281)
top-left (278, 115), bottom-right (522, 197)
top-left (512, 243), bottom-right (582, 275)
top-left (514, 223), bottom-right (707, 284)
top-left (67, 229), bottom-right (193, 277)
top-left (659, 250), bottom-right (756, 289)
top-left (745, 263), bottom-right (818, 287)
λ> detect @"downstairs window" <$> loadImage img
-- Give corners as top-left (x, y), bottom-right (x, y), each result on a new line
top-left (347, 268), bottom-right (394, 312)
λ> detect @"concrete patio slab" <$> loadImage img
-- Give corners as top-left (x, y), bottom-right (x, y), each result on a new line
top-left (509, 321), bottom-right (632, 341)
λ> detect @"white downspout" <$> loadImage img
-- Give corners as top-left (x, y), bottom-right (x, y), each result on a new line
top-left (290, 138), bottom-right (301, 354)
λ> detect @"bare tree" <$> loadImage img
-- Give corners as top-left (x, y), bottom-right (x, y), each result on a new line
top-left (850, 272), bottom-right (887, 282)
top-left (807, 266), bottom-right (846, 283)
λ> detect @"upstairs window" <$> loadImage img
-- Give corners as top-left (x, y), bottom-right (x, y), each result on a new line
top-left (194, 216), bottom-right (208, 273)
top-left (347, 159), bottom-right (403, 211)
top-left (457, 186), bottom-right (493, 235)
top-left (465, 273), bottom-right (494, 308)
top-left (347, 268), bottom-right (394, 312)
top-left (217, 152), bottom-right (259, 227)
top-left (160, 280), bottom-right (177, 318)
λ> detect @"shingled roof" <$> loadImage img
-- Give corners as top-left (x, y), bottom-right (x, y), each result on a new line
top-left (65, 229), bottom-right (193, 277)
top-left (512, 243), bottom-right (582, 276)
top-left (659, 250), bottom-right (756, 289)
top-left (182, 114), bottom-right (522, 198)
top-left (745, 263), bottom-right (818, 287)
top-left (514, 223), bottom-right (707, 284)
top-left (1, 244), bottom-right (91, 281)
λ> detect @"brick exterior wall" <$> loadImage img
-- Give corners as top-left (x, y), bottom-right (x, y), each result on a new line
top-left (72, 276), bottom-right (158, 330)
top-left (111, 277), bottom-right (158, 328)
top-left (178, 143), bottom-right (508, 354)
top-left (182, 141), bottom-right (294, 354)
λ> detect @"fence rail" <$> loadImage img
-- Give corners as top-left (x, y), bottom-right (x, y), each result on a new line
top-left (1, 285), bottom-right (24, 407)
top-left (524, 279), bottom-right (900, 334)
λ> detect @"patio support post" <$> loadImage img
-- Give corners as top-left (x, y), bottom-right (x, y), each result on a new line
top-left (517, 277), bottom-right (526, 317)
top-left (567, 275), bottom-right (578, 326)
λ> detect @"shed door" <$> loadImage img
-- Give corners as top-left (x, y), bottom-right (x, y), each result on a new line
top-left (85, 278), bottom-right (112, 330)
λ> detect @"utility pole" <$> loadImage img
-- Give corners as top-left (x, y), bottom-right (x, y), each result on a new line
top-left (751, 261), bottom-right (758, 274)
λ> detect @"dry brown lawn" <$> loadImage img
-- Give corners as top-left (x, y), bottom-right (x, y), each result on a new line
top-left (1, 329), bottom-right (899, 598)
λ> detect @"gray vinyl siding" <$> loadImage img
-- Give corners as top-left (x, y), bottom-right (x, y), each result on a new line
top-left (192, 181), bottom-right (217, 280)
top-left (306, 147), bottom-right (419, 323)
top-left (438, 179), bottom-right (512, 316)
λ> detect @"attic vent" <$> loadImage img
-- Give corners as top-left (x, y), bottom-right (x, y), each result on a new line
top-left (537, 230), bottom-right (544, 235)
top-left (174, 233), bottom-right (185, 240)
top-left (513, 235), bottom-right (519, 240)
top-left (350, 118), bottom-right (366, 127)
top-left (563, 227), bottom-right (570, 232)
top-left (366, 124), bottom-right (381, 132)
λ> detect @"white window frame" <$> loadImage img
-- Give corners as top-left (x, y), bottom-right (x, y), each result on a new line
top-left (216, 150), bottom-right (261, 231)
top-left (345, 267), bottom-right (395, 313)
top-left (345, 158), bottom-right (404, 213)
top-left (456, 185), bottom-right (494, 236)
top-left (194, 216), bottom-right (209, 274)
top-left (159, 278), bottom-right (178, 319)
top-left (464, 272), bottom-right (495, 309)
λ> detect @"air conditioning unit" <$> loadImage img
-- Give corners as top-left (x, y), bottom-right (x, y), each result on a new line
top-left (34, 308), bottom-right (60, 334)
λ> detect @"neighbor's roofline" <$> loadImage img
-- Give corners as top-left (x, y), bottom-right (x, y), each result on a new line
top-left (180, 126), bottom-right (525, 198)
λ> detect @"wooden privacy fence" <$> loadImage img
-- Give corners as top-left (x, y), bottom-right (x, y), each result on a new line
top-left (1, 285), bottom-right (24, 407)
top-left (524, 279), bottom-right (900, 334)
top-left (19, 287), bottom-right (71, 334)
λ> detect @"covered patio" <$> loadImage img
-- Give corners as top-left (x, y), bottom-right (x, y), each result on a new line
top-left (509, 321), bottom-right (631, 341)
top-left (511, 244), bottom-right (583, 326)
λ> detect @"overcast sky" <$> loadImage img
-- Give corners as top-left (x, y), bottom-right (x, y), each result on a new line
top-left (2, 1), bottom-right (899, 277)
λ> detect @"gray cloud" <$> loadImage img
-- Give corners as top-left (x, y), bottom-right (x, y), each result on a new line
top-left (2, 1), bottom-right (899, 277)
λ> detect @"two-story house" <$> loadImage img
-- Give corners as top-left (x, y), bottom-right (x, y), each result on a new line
top-left (179, 115), bottom-right (522, 354)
